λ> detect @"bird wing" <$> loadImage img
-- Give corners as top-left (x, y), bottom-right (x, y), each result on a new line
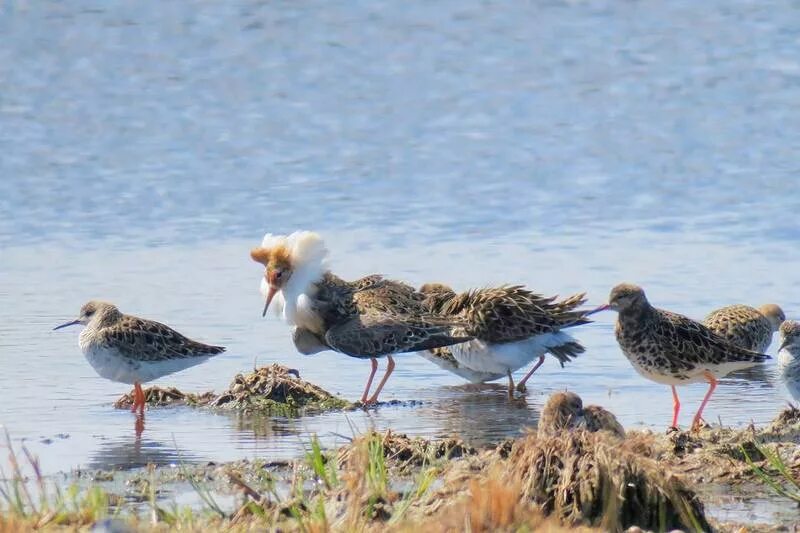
top-left (324, 312), bottom-right (472, 357)
top-left (655, 309), bottom-right (770, 365)
top-left (96, 316), bottom-right (226, 361)
top-left (292, 327), bottom-right (329, 355)
top-left (445, 286), bottom-right (590, 343)
top-left (702, 305), bottom-right (771, 352)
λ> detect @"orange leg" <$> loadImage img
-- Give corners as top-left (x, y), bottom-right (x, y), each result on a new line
top-left (133, 383), bottom-right (146, 417)
top-left (366, 356), bottom-right (395, 405)
top-left (670, 385), bottom-right (681, 429)
top-left (361, 358), bottom-right (379, 404)
top-left (516, 356), bottom-right (545, 392)
top-left (130, 384), bottom-right (139, 413)
top-left (691, 372), bottom-right (717, 432)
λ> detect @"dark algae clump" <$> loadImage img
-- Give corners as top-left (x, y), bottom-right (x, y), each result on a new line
top-left (114, 363), bottom-right (351, 415)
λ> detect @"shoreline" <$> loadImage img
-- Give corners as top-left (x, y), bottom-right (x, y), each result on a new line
top-left (3, 366), bottom-right (799, 531)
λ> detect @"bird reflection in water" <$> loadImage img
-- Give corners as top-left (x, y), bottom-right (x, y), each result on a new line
top-left (425, 384), bottom-right (539, 446)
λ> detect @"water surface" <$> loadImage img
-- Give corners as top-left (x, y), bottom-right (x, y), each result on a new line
top-left (1, 0), bottom-right (800, 524)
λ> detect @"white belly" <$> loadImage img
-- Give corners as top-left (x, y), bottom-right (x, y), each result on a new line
top-left (83, 345), bottom-right (211, 385)
top-left (628, 357), bottom-right (758, 386)
top-left (778, 349), bottom-right (800, 401)
top-left (416, 351), bottom-right (505, 383)
top-left (447, 332), bottom-right (571, 376)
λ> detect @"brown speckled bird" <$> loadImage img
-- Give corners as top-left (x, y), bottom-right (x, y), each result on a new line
top-left (537, 391), bottom-right (625, 438)
top-left (53, 301), bottom-right (225, 417)
top-left (250, 231), bottom-right (472, 405)
top-left (418, 283), bottom-right (591, 398)
top-left (703, 303), bottom-right (785, 352)
top-left (596, 283), bottom-right (771, 431)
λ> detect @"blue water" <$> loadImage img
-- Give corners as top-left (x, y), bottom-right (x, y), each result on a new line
top-left (1, 2), bottom-right (799, 525)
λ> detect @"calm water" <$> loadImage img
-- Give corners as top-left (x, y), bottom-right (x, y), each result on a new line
top-left (1, 0), bottom-right (800, 521)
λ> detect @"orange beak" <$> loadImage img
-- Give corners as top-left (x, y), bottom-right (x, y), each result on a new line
top-left (262, 285), bottom-right (278, 317)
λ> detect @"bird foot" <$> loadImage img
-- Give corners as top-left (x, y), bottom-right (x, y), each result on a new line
top-left (666, 425), bottom-right (680, 435)
top-left (356, 398), bottom-right (379, 409)
top-left (690, 418), bottom-right (710, 433)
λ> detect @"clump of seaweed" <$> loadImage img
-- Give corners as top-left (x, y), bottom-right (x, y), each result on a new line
top-left (114, 386), bottom-right (215, 409)
top-left (210, 364), bottom-right (351, 413)
top-left (768, 403), bottom-right (800, 433)
top-left (114, 364), bottom-right (351, 415)
top-left (337, 430), bottom-right (475, 473)
top-left (506, 430), bottom-right (710, 532)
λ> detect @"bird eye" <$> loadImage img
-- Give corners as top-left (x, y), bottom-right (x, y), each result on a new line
top-left (85, 310), bottom-right (94, 317)
top-left (275, 271), bottom-right (283, 279)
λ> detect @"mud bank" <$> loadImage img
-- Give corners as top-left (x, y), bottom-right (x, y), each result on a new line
top-left (6, 376), bottom-right (799, 531)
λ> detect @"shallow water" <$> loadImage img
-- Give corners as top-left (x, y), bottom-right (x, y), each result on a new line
top-left (2, 0), bottom-right (800, 524)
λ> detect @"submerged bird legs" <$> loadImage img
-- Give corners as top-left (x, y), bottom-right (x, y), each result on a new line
top-left (515, 355), bottom-right (546, 393)
top-left (503, 356), bottom-right (546, 399)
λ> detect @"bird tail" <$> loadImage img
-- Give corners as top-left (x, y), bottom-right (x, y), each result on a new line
top-left (742, 349), bottom-right (771, 363)
top-left (206, 345), bottom-right (226, 356)
top-left (552, 292), bottom-right (593, 329)
top-left (547, 340), bottom-right (586, 367)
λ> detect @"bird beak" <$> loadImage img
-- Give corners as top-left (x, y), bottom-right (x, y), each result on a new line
top-left (262, 286), bottom-right (278, 317)
top-left (586, 304), bottom-right (611, 315)
top-left (53, 319), bottom-right (81, 331)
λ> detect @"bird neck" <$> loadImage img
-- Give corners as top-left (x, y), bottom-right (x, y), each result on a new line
top-left (618, 301), bottom-right (654, 327)
top-left (784, 343), bottom-right (800, 358)
top-left (279, 266), bottom-right (328, 325)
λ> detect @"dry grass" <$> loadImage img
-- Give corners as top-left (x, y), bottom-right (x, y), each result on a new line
top-left (337, 430), bottom-right (475, 473)
top-left (506, 430), bottom-right (710, 532)
top-left (405, 469), bottom-right (596, 533)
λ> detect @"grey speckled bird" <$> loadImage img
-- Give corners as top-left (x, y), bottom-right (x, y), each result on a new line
top-left (596, 283), bottom-right (770, 431)
top-left (53, 301), bottom-right (225, 417)
top-left (703, 303), bottom-right (785, 353)
top-left (250, 231), bottom-right (472, 405)
top-left (778, 320), bottom-right (800, 402)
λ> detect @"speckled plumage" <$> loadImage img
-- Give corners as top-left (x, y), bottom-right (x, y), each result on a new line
top-left (417, 283), bottom-right (590, 394)
top-left (537, 391), bottom-right (625, 438)
top-left (288, 272), bottom-right (472, 359)
top-left (63, 301), bottom-right (224, 383)
top-left (605, 283), bottom-right (770, 430)
top-left (777, 320), bottom-right (800, 401)
top-left (251, 231), bottom-right (472, 403)
top-left (612, 291), bottom-right (770, 384)
top-left (54, 300), bottom-right (224, 417)
top-left (703, 303), bottom-right (784, 353)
